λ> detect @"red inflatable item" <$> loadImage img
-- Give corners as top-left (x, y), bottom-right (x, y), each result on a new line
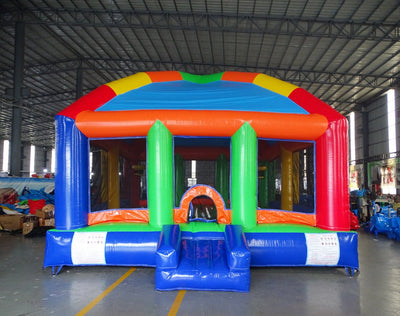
top-left (350, 211), bottom-right (360, 230)
top-left (28, 199), bottom-right (46, 215)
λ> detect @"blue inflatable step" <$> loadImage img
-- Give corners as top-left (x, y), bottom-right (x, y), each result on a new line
top-left (155, 225), bottom-right (250, 292)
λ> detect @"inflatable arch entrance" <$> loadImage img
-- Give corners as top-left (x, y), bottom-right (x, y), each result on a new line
top-left (44, 71), bottom-right (358, 292)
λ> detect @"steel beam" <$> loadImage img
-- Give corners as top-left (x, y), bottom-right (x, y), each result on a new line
top-left (1, 58), bottom-right (396, 89)
top-left (10, 21), bottom-right (24, 176)
top-left (75, 61), bottom-right (83, 100)
top-left (2, 8), bottom-right (398, 41)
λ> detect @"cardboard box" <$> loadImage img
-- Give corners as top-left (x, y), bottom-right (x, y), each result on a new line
top-left (43, 218), bottom-right (55, 227)
top-left (0, 215), bottom-right (23, 231)
top-left (35, 209), bottom-right (54, 219)
top-left (22, 217), bottom-right (39, 236)
top-left (35, 204), bottom-right (55, 219)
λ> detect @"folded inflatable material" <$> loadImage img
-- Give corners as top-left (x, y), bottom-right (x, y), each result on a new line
top-left (369, 214), bottom-right (400, 240)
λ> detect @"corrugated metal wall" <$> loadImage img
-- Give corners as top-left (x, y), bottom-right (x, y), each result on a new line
top-left (353, 88), bottom-right (399, 160)
top-left (367, 95), bottom-right (389, 158)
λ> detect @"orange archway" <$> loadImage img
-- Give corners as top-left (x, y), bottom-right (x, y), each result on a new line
top-left (173, 185), bottom-right (231, 224)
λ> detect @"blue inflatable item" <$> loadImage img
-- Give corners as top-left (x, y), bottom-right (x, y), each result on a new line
top-left (44, 224), bottom-right (359, 289)
top-left (225, 225), bottom-right (251, 270)
top-left (55, 115), bottom-right (89, 230)
top-left (44, 230), bottom-right (161, 274)
top-left (368, 200), bottom-right (400, 240)
top-left (155, 225), bottom-right (250, 292)
top-left (246, 232), bottom-right (359, 269)
top-left (19, 189), bottom-right (55, 204)
top-left (156, 225), bottom-right (181, 269)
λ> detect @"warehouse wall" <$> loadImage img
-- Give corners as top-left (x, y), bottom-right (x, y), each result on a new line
top-left (366, 94), bottom-right (389, 158)
top-left (353, 88), bottom-right (399, 160)
top-left (349, 88), bottom-right (399, 189)
top-left (34, 147), bottom-right (46, 174)
top-left (21, 145), bottom-right (31, 177)
top-left (354, 111), bottom-right (364, 161)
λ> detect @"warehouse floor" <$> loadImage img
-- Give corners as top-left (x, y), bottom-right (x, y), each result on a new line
top-left (1, 229), bottom-right (400, 316)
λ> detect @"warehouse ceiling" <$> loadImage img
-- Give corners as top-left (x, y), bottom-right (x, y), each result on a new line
top-left (0, 0), bottom-right (399, 148)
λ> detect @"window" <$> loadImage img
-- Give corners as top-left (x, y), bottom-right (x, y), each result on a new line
top-left (2, 140), bottom-right (9, 172)
top-left (51, 148), bottom-right (55, 173)
top-left (258, 139), bottom-right (315, 213)
top-left (387, 89), bottom-right (396, 158)
top-left (89, 138), bottom-right (147, 211)
top-left (30, 145), bottom-right (35, 176)
top-left (174, 136), bottom-right (230, 208)
top-left (349, 112), bottom-right (356, 164)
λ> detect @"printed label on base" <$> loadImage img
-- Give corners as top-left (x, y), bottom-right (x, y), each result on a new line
top-left (305, 233), bottom-right (339, 266)
top-left (71, 232), bottom-right (107, 265)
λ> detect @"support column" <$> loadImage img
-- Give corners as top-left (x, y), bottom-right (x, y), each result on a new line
top-left (281, 146), bottom-right (293, 211)
top-left (147, 121), bottom-right (173, 227)
top-left (174, 153), bottom-right (184, 207)
top-left (107, 145), bottom-right (120, 209)
top-left (306, 148), bottom-right (314, 196)
top-left (267, 160), bottom-right (276, 202)
top-left (315, 118), bottom-right (350, 230)
top-left (231, 123), bottom-right (257, 229)
top-left (258, 161), bottom-right (268, 208)
top-left (130, 159), bottom-right (141, 207)
top-left (293, 151), bottom-right (300, 204)
top-left (100, 150), bottom-right (108, 203)
top-left (215, 153), bottom-right (229, 206)
top-left (362, 107), bottom-right (369, 189)
top-left (55, 116), bottom-right (89, 230)
top-left (10, 21), bottom-right (25, 176)
top-left (75, 62), bottom-right (83, 100)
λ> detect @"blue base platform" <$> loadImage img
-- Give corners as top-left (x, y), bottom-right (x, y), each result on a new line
top-left (43, 224), bottom-right (359, 292)
top-left (155, 225), bottom-right (251, 292)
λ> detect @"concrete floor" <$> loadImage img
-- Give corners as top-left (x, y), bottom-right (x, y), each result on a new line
top-left (1, 229), bottom-right (400, 316)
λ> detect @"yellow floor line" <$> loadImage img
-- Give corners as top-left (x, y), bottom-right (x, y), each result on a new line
top-left (76, 267), bottom-right (136, 316)
top-left (167, 290), bottom-right (186, 316)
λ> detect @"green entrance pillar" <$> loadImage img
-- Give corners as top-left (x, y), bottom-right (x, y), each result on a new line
top-left (215, 153), bottom-right (229, 206)
top-left (231, 123), bottom-right (257, 229)
top-left (147, 120), bottom-right (173, 227)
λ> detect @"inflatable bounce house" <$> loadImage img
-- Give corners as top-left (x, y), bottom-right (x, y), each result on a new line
top-left (44, 71), bottom-right (358, 292)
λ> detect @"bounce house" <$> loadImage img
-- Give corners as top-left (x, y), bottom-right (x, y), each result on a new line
top-left (44, 71), bottom-right (358, 292)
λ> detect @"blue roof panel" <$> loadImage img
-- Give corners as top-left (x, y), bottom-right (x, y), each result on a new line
top-left (96, 81), bottom-right (309, 114)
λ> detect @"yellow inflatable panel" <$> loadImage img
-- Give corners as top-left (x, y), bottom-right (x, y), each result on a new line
top-left (253, 74), bottom-right (298, 97)
top-left (106, 72), bottom-right (152, 95)
top-left (281, 146), bottom-right (293, 211)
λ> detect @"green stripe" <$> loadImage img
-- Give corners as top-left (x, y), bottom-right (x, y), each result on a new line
top-left (179, 222), bottom-right (226, 233)
top-left (52, 222), bottom-right (353, 234)
top-left (52, 223), bottom-right (162, 232)
top-left (244, 223), bottom-right (354, 233)
top-left (179, 72), bottom-right (224, 84)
